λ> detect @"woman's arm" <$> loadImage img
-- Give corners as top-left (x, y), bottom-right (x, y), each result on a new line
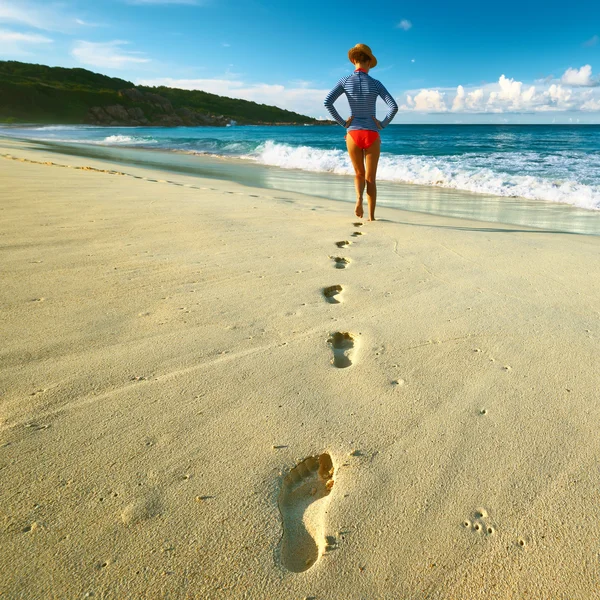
top-left (375, 81), bottom-right (398, 128)
top-left (324, 77), bottom-right (349, 127)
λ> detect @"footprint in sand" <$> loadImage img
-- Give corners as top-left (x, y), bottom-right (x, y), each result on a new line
top-left (330, 256), bottom-right (350, 269)
top-left (335, 240), bottom-right (351, 248)
top-left (351, 231), bottom-right (365, 238)
top-left (323, 285), bottom-right (343, 304)
top-left (279, 453), bottom-right (335, 572)
top-left (328, 332), bottom-right (356, 368)
top-left (353, 222), bottom-right (363, 227)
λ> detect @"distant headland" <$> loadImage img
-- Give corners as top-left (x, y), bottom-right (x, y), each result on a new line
top-left (0, 61), bottom-right (331, 127)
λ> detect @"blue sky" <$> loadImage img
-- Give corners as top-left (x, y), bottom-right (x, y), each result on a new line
top-left (1, 0), bottom-right (599, 123)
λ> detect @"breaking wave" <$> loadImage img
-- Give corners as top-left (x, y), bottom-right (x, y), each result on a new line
top-left (102, 135), bottom-right (157, 145)
top-left (244, 140), bottom-right (600, 210)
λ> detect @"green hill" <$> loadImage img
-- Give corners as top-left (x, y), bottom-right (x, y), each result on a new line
top-left (0, 61), bottom-right (321, 126)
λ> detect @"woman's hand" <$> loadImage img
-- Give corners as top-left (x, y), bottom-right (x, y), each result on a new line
top-left (345, 116), bottom-right (354, 128)
top-left (372, 116), bottom-right (383, 130)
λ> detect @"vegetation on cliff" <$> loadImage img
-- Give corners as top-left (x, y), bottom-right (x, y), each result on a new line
top-left (0, 61), bottom-right (321, 126)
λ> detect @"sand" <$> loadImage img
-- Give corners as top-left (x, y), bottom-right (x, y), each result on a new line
top-left (1, 138), bottom-right (599, 599)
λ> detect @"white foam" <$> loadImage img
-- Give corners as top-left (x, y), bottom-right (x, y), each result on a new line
top-left (102, 135), bottom-right (156, 145)
top-left (104, 134), bottom-right (134, 144)
top-left (246, 141), bottom-right (600, 211)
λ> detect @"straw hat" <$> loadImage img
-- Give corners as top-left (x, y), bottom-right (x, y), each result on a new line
top-left (348, 43), bottom-right (377, 68)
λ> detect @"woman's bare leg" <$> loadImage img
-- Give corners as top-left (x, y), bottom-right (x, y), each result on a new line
top-left (345, 134), bottom-right (366, 218)
top-left (364, 136), bottom-right (381, 221)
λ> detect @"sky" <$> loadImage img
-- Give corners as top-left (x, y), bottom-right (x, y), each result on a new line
top-left (1, 0), bottom-right (600, 123)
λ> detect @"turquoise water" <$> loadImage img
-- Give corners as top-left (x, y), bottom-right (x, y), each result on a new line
top-left (2, 124), bottom-right (600, 235)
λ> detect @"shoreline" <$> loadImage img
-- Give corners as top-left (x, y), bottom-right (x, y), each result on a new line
top-left (2, 134), bottom-right (600, 237)
top-left (1, 140), bottom-right (600, 598)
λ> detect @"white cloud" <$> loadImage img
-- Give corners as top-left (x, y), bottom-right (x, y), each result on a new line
top-left (561, 65), bottom-right (595, 86)
top-left (72, 40), bottom-right (151, 69)
top-left (545, 84), bottom-right (572, 105)
top-left (75, 18), bottom-right (102, 27)
top-left (0, 1), bottom-right (87, 32)
top-left (451, 85), bottom-right (485, 112)
top-left (0, 28), bottom-right (52, 55)
top-left (0, 29), bottom-right (52, 44)
top-left (451, 85), bottom-right (465, 111)
top-left (486, 74), bottom-right (536, 110)
top-left (0, 2), bottom-right (46, 29)
top-left (465, 88), bottom-right (484, 110)
top-left (581, 97), bottom-right (600, 110)
top-left (412, 89), bottom-right (446, 112)
top-left (583, 35), bottom-right (599, 47)
top-left (397, 19), bottom-right (412, 31)
top-left (401, 71), bottom-right (600, 115)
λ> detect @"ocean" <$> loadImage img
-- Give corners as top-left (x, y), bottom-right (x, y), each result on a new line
top-left (2, 124), bottom-right (600, 235)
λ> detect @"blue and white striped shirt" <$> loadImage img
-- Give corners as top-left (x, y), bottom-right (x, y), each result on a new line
top-left (324, 69), bottom-right (398, 132)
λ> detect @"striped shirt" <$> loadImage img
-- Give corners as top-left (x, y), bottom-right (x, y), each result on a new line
top-left (324, 69), bottom-right (398, 132)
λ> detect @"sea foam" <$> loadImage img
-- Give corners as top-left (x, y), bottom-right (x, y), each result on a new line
top-left (102, 135), bottom-right (157, 145)
top-left (247, 141), bottom-right (600, 211)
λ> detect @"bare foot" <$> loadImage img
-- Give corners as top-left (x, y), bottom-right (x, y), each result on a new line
top-left (355, 202), bottom-right (364, 218)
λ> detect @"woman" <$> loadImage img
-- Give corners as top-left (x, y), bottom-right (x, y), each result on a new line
top-left (324, 44), bottom-right (398, 221)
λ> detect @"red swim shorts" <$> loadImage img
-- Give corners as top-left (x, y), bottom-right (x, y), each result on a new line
top-left (347, 129), bottom-right (380, 150)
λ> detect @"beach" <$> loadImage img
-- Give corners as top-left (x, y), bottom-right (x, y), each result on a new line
top-left (1, 138), bottom-right (599, 598)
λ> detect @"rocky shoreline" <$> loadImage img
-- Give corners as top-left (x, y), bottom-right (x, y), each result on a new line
top-left (85, 87), bottom-right (330, 127)
top-left (86, 88), bottom-right (233, 127)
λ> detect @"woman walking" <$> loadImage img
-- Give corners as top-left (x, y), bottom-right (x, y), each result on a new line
top-left (324, 44), bottom-right (398, 221)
